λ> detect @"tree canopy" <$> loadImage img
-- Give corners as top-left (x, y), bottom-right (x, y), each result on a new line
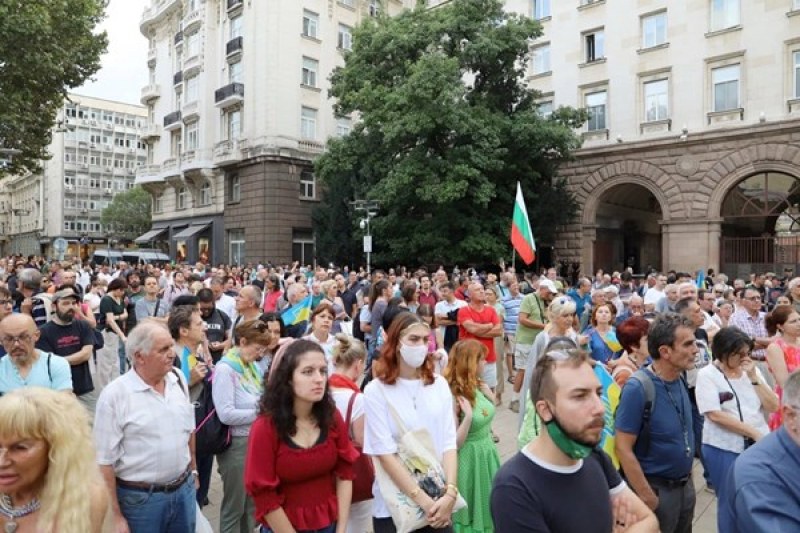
top-left (0, 0), bottom-right (108, 176)
top-left (314, 0), bottom-right (586, 267)
top-left (100, 186), bottom-right (152, 241)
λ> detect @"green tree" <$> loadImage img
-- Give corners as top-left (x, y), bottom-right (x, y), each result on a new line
top-left (100, 186), bottom-right (152, 241)
top-left (314, 0), bottom-right (586, 267)
top-left (0, 0), bottom-right (108, 176)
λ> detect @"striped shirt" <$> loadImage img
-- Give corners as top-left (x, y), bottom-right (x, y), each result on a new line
top-left (502, 294), bottom-right (524, 334)
top-left (730, 308), bottom-right (768, 360)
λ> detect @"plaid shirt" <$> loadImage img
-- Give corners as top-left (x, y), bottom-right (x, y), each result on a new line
top-left (730, 308), bottom-right (768, 360)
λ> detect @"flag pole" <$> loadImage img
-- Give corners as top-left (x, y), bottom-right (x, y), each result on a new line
top-left (512, 248), bottom-right (516, 271)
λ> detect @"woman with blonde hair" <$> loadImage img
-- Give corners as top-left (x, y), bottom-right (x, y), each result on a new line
top-left (0, 387), bottom-right (107, 533)
top-left (321, 280), bottom-right (347, 334)
top-left (444, 340), bottom-right (500, 533)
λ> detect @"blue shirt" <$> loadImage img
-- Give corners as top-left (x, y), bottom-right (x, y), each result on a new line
top-left (567, 288), bottom-right (592, 321)
top-left (615, 368), bottom-right (695, 479)
top-left (0, 350), bottom-right (73, 394)
top-left (501, 294), bottom-right (523, 334)
top-left (718, 427), bottom-right (800, 532)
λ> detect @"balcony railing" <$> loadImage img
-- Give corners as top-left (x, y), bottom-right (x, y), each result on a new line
top-left (214, 83), bottom-right (244, 107)
top-left (163, 111), bottom-right (182, 128)
top-left (226, 36), bottom-right (243, 56)
top-left (173, 71), bottom-right (183, 85)
top-left (140, 84), bottom-right (160, 104)
top-left (227, 0), bottom-right (243, 10)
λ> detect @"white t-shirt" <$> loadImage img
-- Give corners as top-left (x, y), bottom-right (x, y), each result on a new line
top-left (643, 288), bottom-right (664, 306)
top-left (434, 298), bottom-right (466, 337)
top-left (302, 333), bottom-right (337, 375)
top-left (331, 388), bottom-right (365, 430)
top-left (364, 376), bottom-right (457, 518)
top-left (696, 365), bottom-right (770, 453)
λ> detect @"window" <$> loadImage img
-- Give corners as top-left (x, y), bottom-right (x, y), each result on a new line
top-left (186, 31), bottom-right (200, 58)
top-left (336, 116), bottom-right (352, 136)
top-left (300, 170), bottom-right (316, 199)
top-left (712, 64), bottom-right (740, 111)
top-left (537, 100), bottom-right (554, 118)
top-left (302, 57), bottom-right (319, 87)
top-left (710, 0), bottom-right (740, 32)
top-left (229, 229), bottom-right (245, 265)
top-left (185, 121), bottom-right (198, 151)
top-left (230, 15), bottom-right (242, 39)
top-left (185, 74), bottom-right (199, 102)
top-left (795, 0), bottom-right (800, 9)
top-left (368, 0), bottom-right (380, 17)
top-left (171, 131), bottom-right (182, 157)
top-left (227, 108), bottom-right (242, 141)
top-left (794, 50), bottom-right (800, 98)
top-left (154, 193), bottom-right (163, 213)
top-left (532, 0), bottom-right (550, 19)
top-left (584, 30), bottom-right (605, 62)
top-left (302, 10), bottom-right (319, 39)
top-left (338, 24), bottom-right (353, 50)
top-left (340, 0), bottom-right (354, 6)
top-left (532, 44), bottom-right (551, 75)
top-left (228, 173), bottom-right (241, 202)
top-left (292, 229), bottom-right (315, 265)
top-left (200, 183), bottom-right (211, 206)
top-left (641, 12), bottom-right (667, 48)
top-left (64, 175), bottom-right (75, 187)
top-left (177, 187), bottom-right (189, 209)
top-left (229, 60), bottom-right (243, 84)
top-left (301, 107), bottom-right (317, 139)
top-left (586, 91), bottom-right (607, 131)
top-left (644, 79), bottom-right (669, 121)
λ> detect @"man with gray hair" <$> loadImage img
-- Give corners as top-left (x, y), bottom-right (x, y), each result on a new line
top-left (94, 320), bottom-right (197, 533)
top-left (16, 267), bottom-right (50, 326)
top-left (719, 369), bottom-right (800, 532)
top-left (282, 282), bottom-right (310, 338)
top-left (788, 277), bottom-right (800, 315)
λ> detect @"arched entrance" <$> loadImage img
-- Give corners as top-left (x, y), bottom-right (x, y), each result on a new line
top-left (720, 171), bottom-right (800, 278)
top-left (593, 184), bottom-right (663, 273)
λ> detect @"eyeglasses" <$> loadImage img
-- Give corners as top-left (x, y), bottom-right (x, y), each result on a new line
top-left (1, 333), bottom-right (34, 345)
top-left (745, 296), bottom-right (762, 302)
top-left (0, 300), bottom-right (12, 306)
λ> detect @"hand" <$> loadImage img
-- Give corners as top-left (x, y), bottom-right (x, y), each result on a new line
top-left (577, 334), bottom-right (589, 346)
top-left (612, 495), bottom-right (636, 532)
top-left (641, 490), bottom-right (659, 512)
top-left (190, 362), bottom-right (208, 385)
top-left (119, 311), bottom-right (128, 321)
top-left (741, 356), bottom-right (756, 378)
top-left (457, 396), bottom-right (473, 420)
top-left (112, 513), bottom-right (131, 533)
top-left (426, 494), bottom-right (456, 528)
top-left (21, 298), bottom-right (33, 313)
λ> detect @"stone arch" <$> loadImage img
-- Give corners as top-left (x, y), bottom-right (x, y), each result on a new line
top-left (705, 143), bottom-right (800, 219)
top-left (578, 160), bottom-right (683, 226)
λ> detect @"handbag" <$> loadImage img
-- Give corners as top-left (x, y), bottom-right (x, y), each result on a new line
top-left (345, 391), bottom-right (375, 503)
top-left (373, 385), bottom-right (467, 533)
top-left (193, 368), bottom-right (232, 456)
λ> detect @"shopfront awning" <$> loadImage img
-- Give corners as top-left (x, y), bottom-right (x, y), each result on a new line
top-left (172, 223), bottom-right (210, 240)
top-left (134, 227), bottom-right (169, 244)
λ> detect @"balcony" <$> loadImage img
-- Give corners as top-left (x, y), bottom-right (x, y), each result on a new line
top-left (147, 47), bottom-right (157, 67)
top-left (183, 54), bottom-right (202, 77)
top-left (182, 9), bottom-right (202, 34)
top-left (214, 82), bottom-right (244, 108)
top-left (226, 36), bottom-right (243, 58)
top-left (163, 110), bottom-right (182, 131)
top-left (182, 101), bottom-right (200, 122)
top-left (139, 123), bottom-right (161, 141)
top-left (140, 0), bottom-right (181, 34)
top-left (227, 0), bottom-right (243, 12)
top-left (213, 140), bottom-right (242, 167)
top-left (140, 84), bottom-right (160, 105)
top-left (173, 71), bottom-right (183, 86)
top-left (161, 158), bottom-right (181, 180)
top-left (174, 31), bottom-right (183, 45)
top-left (298, 140), bottom-right (325, 155)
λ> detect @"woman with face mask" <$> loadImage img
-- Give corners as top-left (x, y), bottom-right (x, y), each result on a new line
top-left (363, 312), bottom-right (459, 533)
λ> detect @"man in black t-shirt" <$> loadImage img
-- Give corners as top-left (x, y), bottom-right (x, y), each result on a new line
top-left (197, 289), bottom-right (231, 363)
top-left (491, 347), bottom-right (657, 532)
top-left (36, 288), bottom-right (96, 413)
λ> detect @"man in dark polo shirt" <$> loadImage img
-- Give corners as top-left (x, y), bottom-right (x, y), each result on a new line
top-left (36, 287), bottom-right (96, 413)
top-left (197, 288), bottom-right (231, 363)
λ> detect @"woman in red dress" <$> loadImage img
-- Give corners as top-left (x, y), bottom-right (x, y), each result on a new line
top-left (245, 339), bottom-right (359, 533)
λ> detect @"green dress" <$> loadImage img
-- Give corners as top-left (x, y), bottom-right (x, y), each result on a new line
top-left (453, 389), bottom-right (501, 533)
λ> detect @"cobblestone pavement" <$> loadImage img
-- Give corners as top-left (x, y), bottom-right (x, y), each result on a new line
top-left (197, 398), bottom-right (718, 533)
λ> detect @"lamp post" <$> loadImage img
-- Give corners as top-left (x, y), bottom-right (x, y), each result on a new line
top-left (351, 199), bottom-right (380, 274)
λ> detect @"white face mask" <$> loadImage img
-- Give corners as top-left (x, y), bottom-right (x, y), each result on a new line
top-left (399, 342), bottom-right (428, 368)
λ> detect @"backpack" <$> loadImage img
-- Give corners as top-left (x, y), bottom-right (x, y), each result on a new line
top-left (625, 369), bottom-right (656, 455)
top-left (193, 366), bottom-right (232, 457)
top-left (352, 305), bottom-right (365, 342)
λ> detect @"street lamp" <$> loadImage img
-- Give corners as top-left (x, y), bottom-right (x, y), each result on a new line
top-left (351, 199), bottom-right (380, 274)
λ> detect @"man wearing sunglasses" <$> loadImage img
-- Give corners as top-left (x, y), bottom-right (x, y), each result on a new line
top-left (729, 288), bottom-right (773, 361)
top-left (718, 369), bottom-right (800, 532)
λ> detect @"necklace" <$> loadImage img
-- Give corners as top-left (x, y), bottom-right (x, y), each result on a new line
top-left (0, 494), bottom-right (41, 533)
top-left (650, 365), bottom-right (692, 458)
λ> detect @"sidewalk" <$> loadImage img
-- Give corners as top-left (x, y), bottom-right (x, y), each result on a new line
top-left (199, 399), bottom-right (718, 532)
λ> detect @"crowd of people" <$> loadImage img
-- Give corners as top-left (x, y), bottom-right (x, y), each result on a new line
top-left (0, 255), bottom-right (798, 532)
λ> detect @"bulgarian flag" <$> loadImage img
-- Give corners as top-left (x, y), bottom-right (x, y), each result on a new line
top-left (511, 182), bottom-right (536, 264)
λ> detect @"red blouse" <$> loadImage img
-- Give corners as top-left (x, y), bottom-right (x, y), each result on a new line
top-left (245, 410), bottom-right (358, 530)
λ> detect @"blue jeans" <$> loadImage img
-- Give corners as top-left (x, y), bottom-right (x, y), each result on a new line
top-left (118, 337), bottom-right (128, 375)
top-left (195, 453), bottom-right (213, 506)
top-left (117, 475), bottom-right (196, 533)
top-left (261, 524), bottom-right (335, 533)
top-left (702, 444), bottom-right (739, 505)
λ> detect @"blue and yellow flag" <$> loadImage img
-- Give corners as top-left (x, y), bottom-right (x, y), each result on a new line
top-left (594, 364), bottom-right (622, 469)
top-left (696, 269), bottom-right (706, 289)
top-left (281, 295), bottom-right (312, 326)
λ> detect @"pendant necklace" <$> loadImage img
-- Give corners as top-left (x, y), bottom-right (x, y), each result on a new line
top-left (650, 366), bottom-right (692, 458)
top-left (0, 494), bottom-right (41, 533)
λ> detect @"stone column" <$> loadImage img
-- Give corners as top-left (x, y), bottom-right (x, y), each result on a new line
top-left (661, 219), bottom-right (722, 274)
top-left (582, 225), bottom-right (597, 276)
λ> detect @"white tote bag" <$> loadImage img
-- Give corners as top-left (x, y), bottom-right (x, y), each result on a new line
top-left (373, 388), bottom-right (466, 533)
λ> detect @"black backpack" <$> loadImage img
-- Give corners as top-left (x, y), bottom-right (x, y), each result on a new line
top-left (352, 305), bottom-right (366, 342)
top-left (194, 368), bottom-right (232, 456)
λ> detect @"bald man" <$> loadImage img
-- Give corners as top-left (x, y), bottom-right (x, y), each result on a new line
top-left (457, 282), bottom-right (503, 389)
top-left (0, 314), bottom-right (72, 394)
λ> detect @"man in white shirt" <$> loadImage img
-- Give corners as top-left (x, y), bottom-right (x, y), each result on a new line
top-left (643, 274), bottom-right (667, 311)
top-left (435, 282), bottom-right (467, 352)
top-left (94, 321), bottom-right (197, 533)
top-left (210, 276), bottom-right (237, 321)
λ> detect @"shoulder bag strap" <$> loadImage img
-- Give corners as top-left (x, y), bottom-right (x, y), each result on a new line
top-left (153, 298), bottom-right (161, 317)
top-left (345, 390), bottom-right (358, 440)
top-left (376, 382), bottom-right (409, 435)
top-left (47, 353), bottom-right (52, 384)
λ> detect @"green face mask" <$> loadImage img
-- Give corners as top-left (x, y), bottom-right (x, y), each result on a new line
top-left (544, 417), bottom-right (594, 460)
